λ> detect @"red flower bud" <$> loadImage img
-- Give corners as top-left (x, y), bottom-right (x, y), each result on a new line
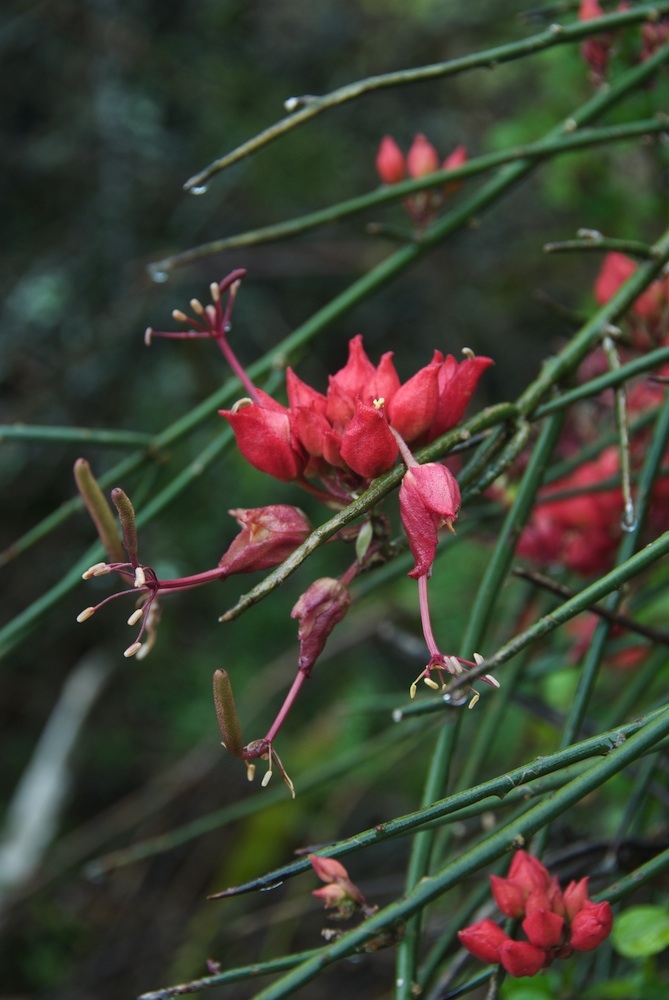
top-left (218, 506), bottom-right (312, 575)
top-left (563, 877), bottom-right (590, 920)
top-left (490, 874), bottom-right (527, 919)
top-left (442, 144), bottom-right (468, 195)
top-left (291, 578), bottom-right (351, 676)
top-left (507, 850), bottom-right (551, 894)
top-left (522, 907), bottom-right (565, 949)
top-left (569, 900), bottom-right (613, 951)
top-left (458, 919), bottom-right (510, 964)
top-left (376, 136), bottom-right (406, 184)
top-left (499, 939), bottom-right (547, 978)
top-left (399, 464), bottom-right (461, 579)
top-left (407, 133), bottom-right (439, 178)
top-left (309, 855), bottom-right (368, 913)
top-left (339, 400), bottom-right (399, 479)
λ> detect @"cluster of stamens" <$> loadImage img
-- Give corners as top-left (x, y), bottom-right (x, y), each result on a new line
top-left (77, 560), bottom-right (159, 659)
top-left (409, 652), bottom-right (500, 709)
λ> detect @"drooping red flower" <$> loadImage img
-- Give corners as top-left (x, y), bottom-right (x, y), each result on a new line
top-left (399, 463), bottom-right (461, 579)
top-left (220, 389), bottom-right (307, 482)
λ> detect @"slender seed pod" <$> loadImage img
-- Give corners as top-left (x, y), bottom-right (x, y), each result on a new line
top-left (213, 669), bottom-right (244, 758)
top-left (111, 488), bottom-right (139, 563)
top-left (74, 459), bottom-right (125, 563)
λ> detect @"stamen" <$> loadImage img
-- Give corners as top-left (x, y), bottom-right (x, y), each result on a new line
top-left (77, 607), bottom-right (96, 622)
top-left (485, 675), bottom-right (501, 688)
top-left (409, 681), bottom-right (418, 700)
top-left (373, 397), bottom-right (385, 409)
top-left (424, 677), bottom-right (440, 690)
top-left (171, 309), bottom-right (189, 322)
top-left (473, 652), bottom-right (485, 665)
top-left (210, 282), bottom-right (221, 303)
top-left (468, 691), bottom-right (480, 710)
top-left (245, 762), bottom-right (256, 782)
top-left (124, 641), bottom-right (143, 658)
top-left (127, 607), bottom-right (144, 626)
top-left (446, 655), bottom-right (465, 675)
top-left (205, 305), bottom-right (216, 325)
top-left (82, 562), bottom-right (109, 579)
top-left (134, 567), bottom-right (146, 588)
top-left (190, 298), bottom-right (205, 315)
top-left (462, 347), bottom-right (475, 359)
top-left (144, 327), bottom-right (153, 346)
top-left (231, 397), bottom-right (254, 413)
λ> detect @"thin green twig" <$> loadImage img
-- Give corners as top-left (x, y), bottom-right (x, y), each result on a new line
top-left (183, 4), bottom-right (669, 190)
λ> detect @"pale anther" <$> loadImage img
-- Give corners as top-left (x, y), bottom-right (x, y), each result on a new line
top-left (210, 282), bottom-right (221, 302)
top-left (462, 347), bottom-right (475, 360)
top-left (172, 309), bottom-right (189, 322)
top-left (77, 607), bottom-right (96, 622)
top-left (124, 641), bottom-right (142, 658)
top-left (134, 567), bottom-right (146, 588)
top-left (485, 674), bottom-right (501, 688)
top-left (231, 397), bottom-right (254, 413)
top-left (144, 328), bottom-right (153, 347)
top-left (127, 608), bottom-right (144, 627)
top-left (261, 769), bottom-right (273, 787)
top-left (468, 692), bottom-right (480, 710)
top-left (373, 397), bottom-right (385, 409)
top-left (424, 677), bottom-right (440, 690)
top-left (245, 762), bottom-right (256, 782)
top-left (473, 652), bottom-right (485, 666)
top-left (82, 562), bottom-right (108, 580)
top-left (190, 298), bottom-right (204, 315)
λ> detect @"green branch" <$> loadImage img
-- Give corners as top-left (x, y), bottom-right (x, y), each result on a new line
top-left (183, 4), bottom-right (669, 190)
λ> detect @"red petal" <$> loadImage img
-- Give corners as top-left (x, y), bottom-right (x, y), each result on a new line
top-left (339, 401), bottom-right (398, 479)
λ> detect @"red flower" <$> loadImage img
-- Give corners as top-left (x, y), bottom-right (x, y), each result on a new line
top-left (218, 506), bottom-right (312, 575)
top-left (569, 900), bottom-right (613, 951)
top-left (399, 463), bottom-right (461, 579)
top-left (220, 389), bottom-right (306, 482)
top-left (376, 135), bottom-right (406, 184)
top-left (459, 851), bottom-right (613, 977)
top-left (579, 0), bottom-right (612, 84)
top-left (594, 251), bottom-right (669, 347)
top-left (291, 578), bottom-right (351, 677)
top-left (406, 133), bottom-right (440, 178)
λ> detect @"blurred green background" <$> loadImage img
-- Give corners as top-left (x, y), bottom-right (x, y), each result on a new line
top-left (2, 1), bottom-right (668, 997)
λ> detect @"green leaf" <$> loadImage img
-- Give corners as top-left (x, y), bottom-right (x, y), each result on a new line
top-left (612, 905), bottom-right (669, 958)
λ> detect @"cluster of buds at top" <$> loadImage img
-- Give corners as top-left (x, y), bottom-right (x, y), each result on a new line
top-left (375, 133), bottom-right (467, 228)
top-left (309, 855), bottom-right (377, 920)
top-left (458, 850), bottom-right (613, 978)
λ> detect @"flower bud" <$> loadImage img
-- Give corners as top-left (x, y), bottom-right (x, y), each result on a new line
top-left (489, 874), bottom-right (527, 919)
top-left (339, 399), bottom-right (399, 479)
top-left (407, 133), bottom-right (439, 178)
top-left (376, 136), bottom-right (406, 184)
top-left (569, 900), bottom-right (613, 951)
top-left (522, 907), bottom-right (564, 949)
top-left (499, 939), bottom-right (546, 978)
top-left (291, 578), bottom-right (351, 676)
top-left (458, 919), bottom-right (510, 964)
top-left (507, 850), bottom-right (551, 894)
top-left (442, 144), bottom-right (467, 195)
top-left (563, 877), bottom-right (590, 920)
top-left (218, 506), bottom-right (312, 575)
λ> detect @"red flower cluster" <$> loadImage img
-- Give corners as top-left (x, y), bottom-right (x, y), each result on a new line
top-left (579, 0), bottom-right (614, 85)
top-left (458, 851), bottom-right (613, 978)
top-left (309, 855), bottom-right (375, 919)
top-left (517, 446), bottom-right (624, 576)
top-left (595, 251), bottom-right (669, 349)
top-left (222, 334), bottom-right (492, 495)
top-left (376, 134), bottom-right (467, 227)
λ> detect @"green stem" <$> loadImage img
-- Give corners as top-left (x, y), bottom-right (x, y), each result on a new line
top-left (153, 119), bottom-right (668, 272)
top-left (246, 705), bottom-right (669, 1000)
top-left (544, 235), bottom-right (661, 258)
top-left (183, 4), bottom-right (669, 189)
top-left (0, 425), bottom-right (154, 446)
top-left (448, 529), bottom-right (669, 692)
top-left (206, 712), bottom-right (663, 899)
